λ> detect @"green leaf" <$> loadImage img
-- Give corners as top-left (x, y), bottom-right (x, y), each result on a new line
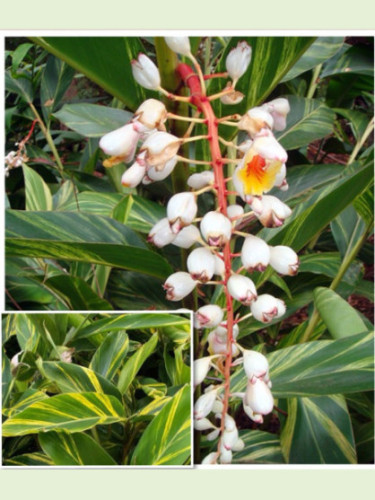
top-left (32, 37), bottom-right (149, 109)
top-left (73, 313), bottom-right (190, 343)
top-left (232, 430), bottom-right (285, 464)
top-left (281, 395), bottom-right (357, 464)
top-left (6, 270), bottom-right (54, 306)
top-left (90, 331), bottom-right (129, 380)
top-left (40, 55), bottom-right (75, 122)
top-left (2, 350), bottom-right (12, 407)
top-left (320, 44), bottom-right (374, 79)
top-left (39, 430), bottom-right (117, 465)
top-left (334, 108), bottom-right (370, 141)
top-left (4, 452), bottom-right (53, 466)
top-left (231, 332), bottom-right (374, 397)
top-left (23, 165), bottom-right (53, 211)
top-left (265, 164), bottom-right (373, 251)
top-left (2, 392), bottom-right (125, 436)
top-left (41, 361), bottom-right (122, 401)
top-left (131, 385), bottom-right (191, 465)
top-left (281, 37), bottom-right (345, 82)
top-left (14, 313), bottom-right (49, 355)
top-left (275, 96), bottom-right (335, 150)
top-left (53, 103), bottom-right (133, 137)
top-left (117, 334), bottom-right (158, 394)
top-left (37, 275), bottom-right (113, 310)
top-left (314, 287), bottom-right (369, 339)
top-left (6, 210), bottom-right (173, 280)
top-left (331, 205), bottom-right (367, 259)
top-left (11, 42), bottom-right (34, 73)
top-left (3, 389), bottom-right (48, 418)
top-left (5, 70), bottom-right (33, 102)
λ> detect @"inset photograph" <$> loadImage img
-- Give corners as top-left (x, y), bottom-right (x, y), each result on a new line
top-left (2, 312), bottom-right (192, 467)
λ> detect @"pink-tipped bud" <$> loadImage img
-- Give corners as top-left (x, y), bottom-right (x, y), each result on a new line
top-left (99, 123), bottom-right (140, 162)
top-left (172, 225), bottom-right (201, 249)
top-left (227, 274), bottom-right (257, 305)
top-left (163, 271), bottom-right (196, 301)
top-left (250, 195), bottom-right (292, 228)
top-left (243, 378), bottom-right (274, 422)
top-left (121, 161), bottom-right (146, 187)
top-left (243, 350), bottom-right (270, 383)
top-left (165, 36), bottom-right (191, 56)
top-left (140, 131), bottom-right (181, 171)
top-left (241, 235), bottom-right (270, 272)
top-left (133, 99), bottom-right (167, 133)
top-left (226, 41), bottom-right (252, 84)
top-left (194, 305), bottom-right (224, 329)
top-left (167, 192), bottom-right (198, 233)
top-left (131, 53), bottom-right (161, 90)
top-left (200, 211), bottom-right (232, 247)
top-left (219, 446), bottom-right (233, 464)
top-left (187, 247), bottom-right (216, 283)
top-left (222, 427), bottom-right (239, 451)
top-left (250, 294), bottom-right (286, 324)
top-left (262, 97), bottom-right (290, 131)
top-left (194, 389), bottom-right (218, 420)
top-left (269, 245), bottom-right (299, 276)
top-left (148, 218), bottom-right (176, 248)
top-left (187, 171), bottom-right (215, 190)
top-left (238, 107), bottom-right (274, 138)
top-left (194, 356), bottom-right (213, 386)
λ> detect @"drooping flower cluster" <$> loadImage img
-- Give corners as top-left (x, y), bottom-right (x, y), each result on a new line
top-left (99, 38), bottom-right (299, 465)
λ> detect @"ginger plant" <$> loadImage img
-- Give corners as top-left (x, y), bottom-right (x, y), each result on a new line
top-left (99, 36), bottom-right (299, 464)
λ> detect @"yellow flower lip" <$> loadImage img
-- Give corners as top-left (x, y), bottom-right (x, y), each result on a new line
top-left (238, 152), bottom-right (282, 196)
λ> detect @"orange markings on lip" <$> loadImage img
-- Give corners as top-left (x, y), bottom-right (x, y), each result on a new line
top-left (238, 154), bottom-right (281, 196)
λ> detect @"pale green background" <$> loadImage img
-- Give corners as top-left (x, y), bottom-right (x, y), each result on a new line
top-left (1, 0), bottom-right (375, 496)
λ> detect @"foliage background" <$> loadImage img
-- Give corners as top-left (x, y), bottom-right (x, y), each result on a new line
top-left (4, 36), bottom-right (374, 464)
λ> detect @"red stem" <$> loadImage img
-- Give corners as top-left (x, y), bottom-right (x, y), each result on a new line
top-left (177, 63), bottom-right (235, 457)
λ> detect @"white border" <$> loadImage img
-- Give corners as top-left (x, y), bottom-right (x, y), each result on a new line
top-left (1, 310), bottom-right (194, 469)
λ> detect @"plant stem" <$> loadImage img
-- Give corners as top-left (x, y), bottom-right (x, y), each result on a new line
top-left (347, 117), bottom-right (374, 165)
top-left (307, 63), bottom-right (322, 99)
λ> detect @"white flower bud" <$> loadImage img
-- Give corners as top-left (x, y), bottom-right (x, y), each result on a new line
top-left (224, 413), bottom-right (237, 431)
top-left (172, 225), bottom-right (201, 249)
top-left (269, 245), bottom-right (299, 276)
top-left (263, 97), bottom-right (290, 131)
top-left (222, 427), bottom-right (239, 451)
top-left (165, 36), bottom-right (191, 56)
top-left (167, 192), bottom-right (198, 233)
top-left (140, 131), bottom-right (181, 171)
top-left (194, 356), bottom-right (213, 386)
top-left (226, 41), bottom-right (252, 84)
top-left (219, 446), bottom-right (233, 464)
top-left (200, 211), bottom-right (232, 247)
top-left (250, 195), bottom-right (292, 228)
top-left (187, 171), bottom-right (215, 190)
top-left (213, 254), bottom-right (225, 278)
top-left (201, 452), bottom-right (218, 465)
top-left (148, 218), bottom-right (176, 248)
top-left (208, 330), bottom-right (240, 357)
top-left (227, 274), bottom-right (257, 305)
top-left (212, 399), bottom-right (224, 414)
top-left (163, 271), bottom-right (196, 301)
top-left (131, 53), bottom-right (161, 90)
top-left (10, 352), bottom-right (21, 372)
top-left (121, 161), bottom-right (146, 187)
top-left (145, 156), bottom-right (177, 182)
top-left (274, 163), bottom-right (288, 190)
top-left (227, 204), bottom-right (244, 222)
top-left (194, 417), bottom-right (216, 431)
top-left (187, 247), bottom-right (216, 283)
top-left (195, 305), bottom-right (224, 329)
top-left (243, 379), bottom-right (274, 422)
top-left (238, 107), bottom-right (274, 138)
top-left (207, 428), bottom-right (221, 441)
top-left (133, 99), bottom-right (167, 132)
top-left (232, 438), bottom-right (245, 452)
top-left (212, 323), bottom-right (239, 341)
top-left (99, 123), bottom-right (140, 163)
top-left (194, 389), bottom-right (218, 420)
top-left (241, 235), bottom-right (270, 272)
top-left (250, 294), bottom-right (286, 324)
top-left (243, 350), bottom-right (269, 383)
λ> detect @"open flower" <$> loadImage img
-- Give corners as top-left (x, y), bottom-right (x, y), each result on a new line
top-left (233, 133), bottom-right (287, 198)
top-left (238, 107), bottom-right (274, 138)
top-left (262, 97), bottom-right (290, 131)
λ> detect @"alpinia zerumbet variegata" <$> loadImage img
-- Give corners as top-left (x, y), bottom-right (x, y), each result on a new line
top-left (99, 38), bottom-right (300, 465)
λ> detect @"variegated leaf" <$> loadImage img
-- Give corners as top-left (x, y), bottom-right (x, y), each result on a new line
top-left (2, 392), bottom-right (125, 436)
top-left (232, 430), bottom-right (285, 464)
top-left (90, 331), bottom-right (129, 380)
top-left (131, 385), bottom-right (191, 465)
